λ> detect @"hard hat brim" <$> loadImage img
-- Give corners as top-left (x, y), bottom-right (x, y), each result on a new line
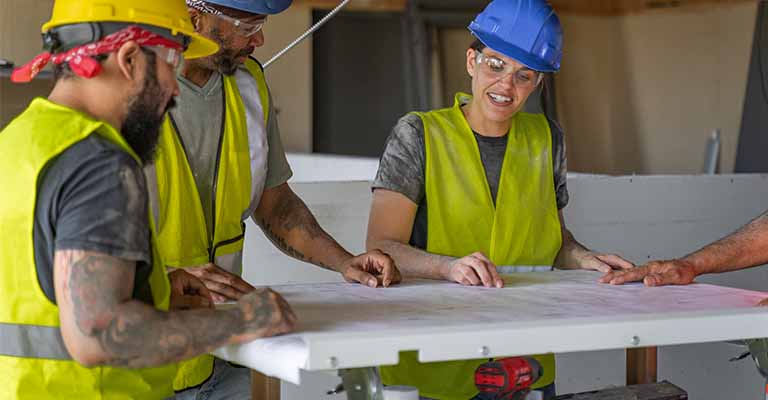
top-left (41, 20), bottom-right (219, 60)
top-left (178, 29), bottom-right (219, 59)
top-left (472, 31), bottom-right (559, 73)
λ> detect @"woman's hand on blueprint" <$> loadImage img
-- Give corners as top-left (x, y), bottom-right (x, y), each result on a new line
top-left (443, 252), bottom-right (504, 288)
top-left (572, 250), bottom-right (635, 274)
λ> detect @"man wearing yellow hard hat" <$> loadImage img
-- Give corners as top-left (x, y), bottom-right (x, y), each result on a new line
top-left (0, 1), bottom-right (297, 398)
top-left (146, 1), bottom-right (401, 397)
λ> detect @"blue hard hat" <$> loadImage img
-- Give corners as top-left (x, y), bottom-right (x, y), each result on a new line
top-left (469, 0), bottom-right (563, 73)
top-left (203, 0), bottom-right (292, 15)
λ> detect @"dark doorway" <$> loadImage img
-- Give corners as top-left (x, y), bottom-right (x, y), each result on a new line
top-left (735, 1), bottom-right (768, 172)
top-left (312, 10), bottom-right (410, 157)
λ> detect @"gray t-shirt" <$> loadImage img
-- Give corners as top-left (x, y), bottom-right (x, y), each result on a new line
top-left (372, 112), bottom-right (569, 250)
top-left (34, 135), bottom-right (154, 304)
top-left (168, 65), bottom-right (293, 237)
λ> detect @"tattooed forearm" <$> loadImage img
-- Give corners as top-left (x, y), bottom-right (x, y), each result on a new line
top-left (255, 184), bottom-right (351, 271)
top-left (258, 219), bottom-right (334, 271)
top-left (97, 290), bottom-right (281, 368)
top-left (57, 250), bottom-right (281, 368)
top-left (270, 185), bottom-right (325, 239)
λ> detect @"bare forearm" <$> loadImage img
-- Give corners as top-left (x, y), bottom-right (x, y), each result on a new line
top-left (256, 186), bottom-right (351, 272)
top-left (369, 238), bottom-right (453, 280)
top-left (554, 228), bottom-right (589, 269)
top-left (682, 213), bottom-right (768, 275)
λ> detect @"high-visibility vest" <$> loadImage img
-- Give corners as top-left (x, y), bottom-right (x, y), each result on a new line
top-left (380, 93), bottom-right (563, 400)
top-left (151, 58), bottom-right (270, 390)
top-left (0, 98), bottom-right (175, 399)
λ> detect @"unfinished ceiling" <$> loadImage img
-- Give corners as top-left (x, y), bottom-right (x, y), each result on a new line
top-left (298, 0), bottom-right (755, 15)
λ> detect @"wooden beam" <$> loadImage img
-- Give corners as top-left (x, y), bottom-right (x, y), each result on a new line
top-left (296, 0), bottom-right (406, 12)
top-left (626, 347), bottom-right (658, 385)
top-left (252, 371), bottom-right (281, 400)
top-left (551, 0), bottom-right (755, 16)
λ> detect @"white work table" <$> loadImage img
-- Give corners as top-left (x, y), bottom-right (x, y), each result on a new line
top-left (214, 270), bottom-right (768, 385)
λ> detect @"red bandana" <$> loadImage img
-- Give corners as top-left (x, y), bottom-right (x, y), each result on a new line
top-left (12, 25), bottom-right (183, 83)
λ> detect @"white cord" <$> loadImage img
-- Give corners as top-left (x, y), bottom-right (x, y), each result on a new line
top-left (263, 0), bottom-right (353, 69)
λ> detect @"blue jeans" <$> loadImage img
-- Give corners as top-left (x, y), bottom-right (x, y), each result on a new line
top-left (169, 358), bottom-right (251, 400)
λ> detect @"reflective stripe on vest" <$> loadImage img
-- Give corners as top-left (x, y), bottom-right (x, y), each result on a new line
top-left (0, 323), bottom-right (69, 360)
top-left (0, 98), bottom-right (175, 399)
top-left (153, 59), bottom-right (270, 390)
top-left (380, 93), bottom-right (562, 400)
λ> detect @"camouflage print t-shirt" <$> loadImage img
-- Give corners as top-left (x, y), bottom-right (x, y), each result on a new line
top-left (372, 109), bottom-right (569, 250)
top-left (33, 135), bottom-right (154, 304)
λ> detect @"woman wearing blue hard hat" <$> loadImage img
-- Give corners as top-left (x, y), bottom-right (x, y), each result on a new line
top-left (368, 0), bottom-right (634, 398)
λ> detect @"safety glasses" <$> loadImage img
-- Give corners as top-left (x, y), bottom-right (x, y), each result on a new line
top-left (475, 52), bottom-right (542, 89)
top-left (212, 12), bottom-right (266, 37)
top-left (147, 46), bottom-right (185, 71)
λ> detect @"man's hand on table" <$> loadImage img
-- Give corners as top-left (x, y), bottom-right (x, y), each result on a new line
top-left (442, 252), bottom-right (504, 288)
top-left (236, 287), bottom-right (297, 341)
top-left (168, 269), bottom-right (214, 310)
top-left (340, 249), bottom-right (402, 288)
top-left (184, 263), bottom-right (256, 303)
top-left (600, 259), bottom-right (697, 287)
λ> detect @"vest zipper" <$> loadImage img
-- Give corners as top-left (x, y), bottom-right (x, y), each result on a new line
top-left (208, 223), bottom-right (246, 262)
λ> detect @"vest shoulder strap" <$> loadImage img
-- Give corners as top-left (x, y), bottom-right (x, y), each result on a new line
top-left (244, 57), bottom-right (270, 124)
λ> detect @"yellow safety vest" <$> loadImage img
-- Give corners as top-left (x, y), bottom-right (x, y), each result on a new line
top-left (381, 93), bottom-right (563, 400)
top-left (0, 98), bottom-right (175, 399)
top-left (152, 59), bottom-right (270, 390)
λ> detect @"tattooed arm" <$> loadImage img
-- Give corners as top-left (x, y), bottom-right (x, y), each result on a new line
top-left (254, 183), bottom-right (400, 287)
top-left (54, 249), bottom-right (295, 368)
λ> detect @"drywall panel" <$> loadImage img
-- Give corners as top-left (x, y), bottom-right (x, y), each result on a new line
top-left (619, 2), bottom-right (756, 174)
top-left (252, 4), bottom-right (314, 153)
top-left (557, 2), bottom-right (757, 175)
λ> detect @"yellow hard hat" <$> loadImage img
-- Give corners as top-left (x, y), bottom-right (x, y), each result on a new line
top-left (41, 0), bottom-right (218, 59)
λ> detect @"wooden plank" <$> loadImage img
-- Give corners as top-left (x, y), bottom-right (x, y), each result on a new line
top-left (252, 370), bottom-right (281, 400)
top-left (550, 0), bottom-right (755, 16)
top-left (295, 0), bottom-right (406, 12)
top-left (626, 347), bottom-right (658, 385)
top-left (296, 0), bottom-right (752, 15)
top-left (556, 381), bottom-right (687, 399)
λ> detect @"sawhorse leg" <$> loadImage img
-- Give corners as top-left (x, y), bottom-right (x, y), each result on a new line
top-left (626, 347), bottom-right (657, 385)
top-left (252, 370), bottom-right (281, 400)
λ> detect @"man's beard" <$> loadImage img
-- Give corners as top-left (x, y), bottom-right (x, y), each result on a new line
top-left (122, 54), bottom-right (174, 164)
top-left (212, 46), bottom-right (254, 76)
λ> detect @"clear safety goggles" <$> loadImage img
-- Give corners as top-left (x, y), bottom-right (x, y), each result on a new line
top-left (147, 46), bottom-right (185, 70)
top-left (212, 12), bottom-right (266, 37)
top-left (475, 52), bottom-right (543, 89)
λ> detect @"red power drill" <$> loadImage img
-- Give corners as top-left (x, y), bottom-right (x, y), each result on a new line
top-left (474, 357), bottom-right (543, 400)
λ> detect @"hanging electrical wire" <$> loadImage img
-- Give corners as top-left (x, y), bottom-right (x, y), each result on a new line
top-left (263, 0), bottom-right (353, 68)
